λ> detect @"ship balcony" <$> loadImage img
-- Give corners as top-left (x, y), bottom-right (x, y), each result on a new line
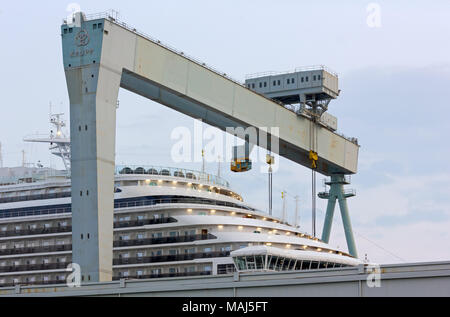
top-left (0, 262), bottom-right (68, 273)
top-left (113, 251), bottom-right (231, 266)
top-left (0, 226), bottom-right (72, 238)
top-left (114, 233), bottom-right (217, 248)
top-left (0, 244), bottom-right (72, 257)
top-left (112, 271), bottom-right (212, 281)
top-left (0, 234), bottom-right (216, 257)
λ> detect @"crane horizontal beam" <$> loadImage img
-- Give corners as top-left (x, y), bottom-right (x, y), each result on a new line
top-left (63, 14), bottom-right (359, 176)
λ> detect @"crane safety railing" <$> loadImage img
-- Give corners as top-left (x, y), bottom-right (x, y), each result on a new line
top-left (245, 65), bottom-right (339, 80)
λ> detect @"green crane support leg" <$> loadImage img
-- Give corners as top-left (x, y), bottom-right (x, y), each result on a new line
top-left (337, 189), bottom-right (358, 258)
top-left (320, 174), bottom-right (358, 258)
top-left (321, 196), bottom-right (337, 243)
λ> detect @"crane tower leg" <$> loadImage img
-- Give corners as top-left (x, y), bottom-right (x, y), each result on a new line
top-left (337, 188), bottom-right (358, 258)
top-left (319, 174), bottom-right (358, 258)
top-left (321, 196), bottom-right (337, 243)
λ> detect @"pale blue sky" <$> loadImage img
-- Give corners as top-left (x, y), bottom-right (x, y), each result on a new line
top-left (0, 1), bottom-right (449, 263)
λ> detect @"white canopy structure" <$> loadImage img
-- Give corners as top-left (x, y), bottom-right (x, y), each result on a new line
top-left (231, 246), bottom-right (363, 272)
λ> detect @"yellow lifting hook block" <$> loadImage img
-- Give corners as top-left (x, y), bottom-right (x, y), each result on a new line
top-left (309, 150), bottom-right (318, 169)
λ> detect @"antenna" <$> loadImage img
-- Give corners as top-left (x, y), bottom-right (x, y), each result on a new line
top-left (24, 110), bottom-right (71, 171)
top-left (22, 150), bottom-right (26, 167)
top-left (201, 149), bottom-right (205, 174)
top-left (281, 191), bottom-right (287, 224)
top-left (294, 196), bottom-right (300, 228)
top-left (217, 155), bottom-right (221, 178)
top-left (267, 154), bottom-right (274, 216)
top-left (0, 142), bottom-right (3, 168)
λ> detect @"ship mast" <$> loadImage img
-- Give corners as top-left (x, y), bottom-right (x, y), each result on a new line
top-left (23, 112), bottom-right (71, 171)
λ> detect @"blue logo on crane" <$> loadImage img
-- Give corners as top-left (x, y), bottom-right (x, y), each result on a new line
top-left (75, 29), bottom-right (90, 47)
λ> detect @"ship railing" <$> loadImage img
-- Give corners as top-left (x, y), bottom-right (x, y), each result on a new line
top-left (0, 279), bottom-right (68, 288)
top-left (217, 263), bottom-right (237, 275)
top-left (113, 251), bottom-right (231, 265)
top-left (115, 165), bottom-right (230, 189)
top-left (0, 271), bottom-right (213, 288)
top-left (0, 262), bottom-right (68, 273)
top-left (0, 195), bottom-right (252, 220)
top-left (113, 197), bottom-right (252, 211)
top-left (114, 233), bottom-right (217, 248)
top-left (0, 206), bottom-right (71, 220)
top-left (0, 244), bottom-right (72, 257)
top-left (0, 169), bottom-right (70, 186)
top-left (113, 217), bottom-right (177, 229)
top-left (0, 234), bottom-right (215, 257)
top-left (112, 271), bottom-right (212, 281)
top-left (0, 251), bottom-right (230, 273)
top-left (0, 226), bottom-right (72, 238)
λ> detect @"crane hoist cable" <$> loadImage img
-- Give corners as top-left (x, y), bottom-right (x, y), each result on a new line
top-left (309, 108), bottom-right (319, 237)
top-left (267, 152), bottom-right (274, 216)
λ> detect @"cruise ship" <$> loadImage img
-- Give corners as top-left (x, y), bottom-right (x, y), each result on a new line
top-left (0, 115), bottom-right (362, 288)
